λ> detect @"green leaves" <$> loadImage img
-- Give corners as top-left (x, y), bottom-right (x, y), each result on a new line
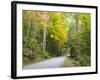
top-left (49, 13), bottom-right (68, 44)
top-left (23, 11), bottom-right (91, 66)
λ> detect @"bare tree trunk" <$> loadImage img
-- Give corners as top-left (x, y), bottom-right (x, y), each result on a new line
top-left (26, 19), bottom-right (31, 40)
top-left (42, 12), bottom-right (49, 54)
top-left (75, 14), bottom-right (80, 53)
top-left (43, 25), bottom-right (46, 53)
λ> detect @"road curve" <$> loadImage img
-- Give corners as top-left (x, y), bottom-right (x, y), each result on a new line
top-left (23, 56), bottom-right (66, 69)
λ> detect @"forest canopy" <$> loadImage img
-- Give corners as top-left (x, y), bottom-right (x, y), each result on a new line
top-left (23, 10), bottom-right (91, 67)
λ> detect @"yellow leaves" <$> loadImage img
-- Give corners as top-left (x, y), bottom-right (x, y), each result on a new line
top-left (49, 12), bottom-right (69, 44)
top-left (24, 11), bottom-right (69, 45)
top-left (50, 34), bottom-right (54, 38)
top-left (35, 12), bottom-right (49, 28)
top-left (24, 11), bottom-right (49, 29)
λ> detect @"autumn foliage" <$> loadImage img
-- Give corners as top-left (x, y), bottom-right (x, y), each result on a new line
top-left (23, 10), bottom-right (91, 66)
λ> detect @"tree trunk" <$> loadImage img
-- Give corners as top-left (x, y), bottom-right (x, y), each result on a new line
top-left (75, 14), bottom-right (80, 53)
top-left (43, 25), bottom-right (46, 53)
top-left (26, 19), bottom-right (31, 40)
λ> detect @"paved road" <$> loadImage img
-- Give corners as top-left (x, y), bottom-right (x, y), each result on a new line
top-left (23, 56), bottom-right (66, 69)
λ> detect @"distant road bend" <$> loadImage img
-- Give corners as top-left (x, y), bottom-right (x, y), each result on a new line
top-left (23, 56), bottom-right (66, 69)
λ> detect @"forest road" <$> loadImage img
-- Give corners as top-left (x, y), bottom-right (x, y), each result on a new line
top-left (23, 56), bottom-right (66, 69)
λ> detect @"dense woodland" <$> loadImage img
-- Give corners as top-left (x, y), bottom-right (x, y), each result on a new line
top-left (23, 10), bottom-right (91, 67)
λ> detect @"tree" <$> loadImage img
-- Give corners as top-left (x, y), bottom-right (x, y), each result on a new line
top-left (47, 13), bottom-right (68, 56)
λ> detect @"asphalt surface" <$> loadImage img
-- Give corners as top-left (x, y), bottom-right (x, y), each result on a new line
top-left (23, 56), bottom-right (66, 69)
